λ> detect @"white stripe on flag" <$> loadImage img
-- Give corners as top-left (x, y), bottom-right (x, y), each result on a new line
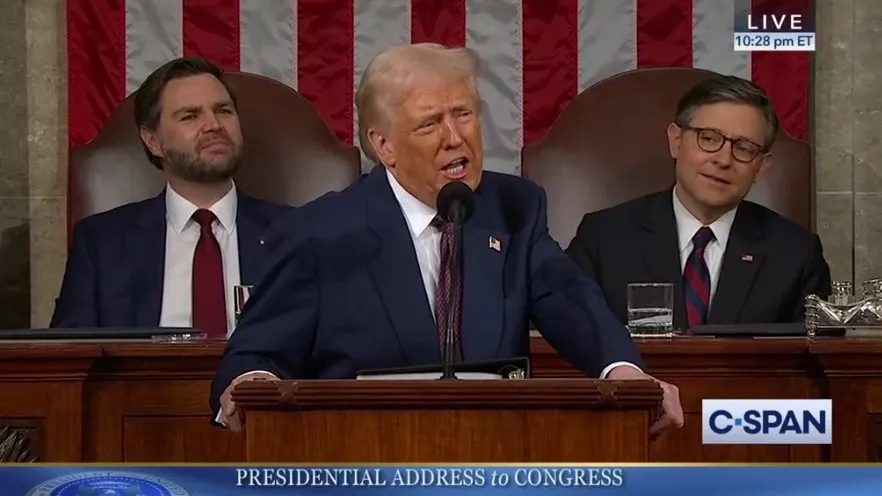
top-left (466, 0), bottom-right (523, 176)
top-left (692, 0), bottom-right (750, 79)
top-left (239, 0), bottom-right (298, 87)
top-left (577, 0), bottom-right (638, 92)
top-left (354, 0), bottom-right (411, 170)
top-left (125, 0), bottom-right (183, 95)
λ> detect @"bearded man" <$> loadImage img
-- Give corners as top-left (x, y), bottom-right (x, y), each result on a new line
top-left (51, 57), bottom-right (290, 338)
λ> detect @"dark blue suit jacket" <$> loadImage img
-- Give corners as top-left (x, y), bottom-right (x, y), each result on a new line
top-left (50, 191), bottom-right (292, 328)
top-left (210, 167), bottom-right (644, 413)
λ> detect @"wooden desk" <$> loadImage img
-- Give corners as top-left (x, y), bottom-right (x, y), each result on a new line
top-left (1, 337), bottom-right (880, 462)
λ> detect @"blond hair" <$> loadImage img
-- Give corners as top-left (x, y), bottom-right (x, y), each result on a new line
top-left (355, 43), bottom-right (480, 162)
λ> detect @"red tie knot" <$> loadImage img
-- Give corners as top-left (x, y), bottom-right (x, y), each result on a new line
top-left (192, 209), bottom-right (217, 229)
top-left (431, 215), bottom-right (453, 233)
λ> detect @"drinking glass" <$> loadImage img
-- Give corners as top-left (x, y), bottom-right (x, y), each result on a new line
top-left (234, 285), bottom-right (254, 324)
top-left (627, 283), bottom-right (674, 337)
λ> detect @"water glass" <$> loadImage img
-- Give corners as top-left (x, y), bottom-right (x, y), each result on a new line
top-left (627, 283), bottom-right (674, 337)
top-left (234, 285), bottom-right (254, 323)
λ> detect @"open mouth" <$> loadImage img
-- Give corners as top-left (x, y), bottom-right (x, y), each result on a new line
top-left (441, 157), bottom-right (469, 180)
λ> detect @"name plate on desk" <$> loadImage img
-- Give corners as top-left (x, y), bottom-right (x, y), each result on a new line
top-left (0, 327), bottom-right (205, 342)
top-left (689, 323), bottom-right (809, 337)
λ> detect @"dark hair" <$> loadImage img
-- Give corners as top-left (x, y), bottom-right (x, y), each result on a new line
top-left (133, 57), bottom-right (238, 169)
top-left (674, 75), bottom-right (778, 152)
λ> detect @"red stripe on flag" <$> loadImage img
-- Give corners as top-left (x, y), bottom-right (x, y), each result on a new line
top-left (182, 0), bottom-right (241, 70)
top-left (67, 0), bottom-right (126, 240)
top-left (411, 0), bottom-right (466, 46)
top-left (297, 0), bottom-right (354, 144)
top-left (750, 0), bottom-right (812, 141)
top-left (522, 0), bottom-right (578, 145)
top-left (67, 0), bottom-right (126, 149)
top-left (636, 0), bottom-right (693, 67)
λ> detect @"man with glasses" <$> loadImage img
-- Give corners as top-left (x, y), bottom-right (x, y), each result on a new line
top-left (565, 75), bottom-right (831, 329)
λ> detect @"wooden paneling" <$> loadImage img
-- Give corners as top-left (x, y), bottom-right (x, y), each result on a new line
top-left (0, 337), bottom-right (880, 462)
top-left (123, 417), bottom-right (244, 462)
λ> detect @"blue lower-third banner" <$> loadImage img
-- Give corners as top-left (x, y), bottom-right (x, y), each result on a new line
top-left (6, 465), bottom-right (882, 495)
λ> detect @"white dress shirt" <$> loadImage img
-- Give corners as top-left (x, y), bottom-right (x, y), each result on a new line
top-left (386, 170), bottom-right (445, 315)
top-left (159, 182), bottom-right (241, 337)
top-left (671, 186), bottom-right (737, 309)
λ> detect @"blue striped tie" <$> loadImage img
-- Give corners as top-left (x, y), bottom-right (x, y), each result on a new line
top-left (683, 227), bottom-right (715, 328)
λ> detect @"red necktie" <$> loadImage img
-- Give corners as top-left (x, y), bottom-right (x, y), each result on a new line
top-left (683, 226), bottom-right (714, 328)
top-left (431, 215), bottom-right (463, 361)
top-left (191, 209), bottom-right (227, 338)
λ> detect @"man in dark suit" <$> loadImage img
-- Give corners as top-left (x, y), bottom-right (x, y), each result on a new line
top-left (211, 43), bottom-right (683, 434)
top-left (566, 75), bottom-right (831, 331)
top-left (50, 57), bottom-right (291, 337)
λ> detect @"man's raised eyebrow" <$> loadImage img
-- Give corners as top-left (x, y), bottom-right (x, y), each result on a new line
top-left (171, 105), bottom-right (201, 117)
top-left (703, 126), bottom-right (762, 147)
top-left (171, 100), bottom-right (234, 116)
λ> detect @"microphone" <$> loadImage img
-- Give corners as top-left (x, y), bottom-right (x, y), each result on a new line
top-left (435, 181), bottom-right (475, 380)
top-left (437, 181), bottom-right (476, 225)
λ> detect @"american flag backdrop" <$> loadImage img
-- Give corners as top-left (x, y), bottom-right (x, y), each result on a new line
top-left (67, 0), bottom-right (811, 176)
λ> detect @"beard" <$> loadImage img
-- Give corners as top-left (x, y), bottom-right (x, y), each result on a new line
top-left (161, 134), bottom-right (242, 183)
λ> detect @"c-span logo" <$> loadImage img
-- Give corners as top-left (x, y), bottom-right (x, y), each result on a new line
top-left (26, 471), bottom-right (189, 496)
top-left (703, 399), bottom-right (831, 444)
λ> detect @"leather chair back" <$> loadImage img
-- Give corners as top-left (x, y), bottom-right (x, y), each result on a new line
top-left (69, 72), bottom-right (361, 225)
top-left (522, 67), bottom-right (812, 246)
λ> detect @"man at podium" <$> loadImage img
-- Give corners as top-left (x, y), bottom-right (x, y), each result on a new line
top-left (211, 43), bottom-right (682, 435)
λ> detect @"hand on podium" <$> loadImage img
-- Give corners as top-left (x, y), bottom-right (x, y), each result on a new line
top-left (219, 371), bottom-right (278, 432)
top-left (606, 365), bottom-right (683, 438)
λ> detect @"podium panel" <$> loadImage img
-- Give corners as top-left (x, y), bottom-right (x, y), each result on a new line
top-left (233, 379), bottom-right (661, 463)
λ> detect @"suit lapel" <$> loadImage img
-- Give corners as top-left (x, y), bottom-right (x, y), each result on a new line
top-left (460, 193), bottom-right (508, 362)
top-left (365, 169), bottom-right (440, 365)
top-left (235, 195), bottom-right (267, 285)
top-left (639, 191), bottom-right (688, 330)
top-left (708, 205), bottom-right (765, 323)
top-left (127, 193), bottom-right (167, 327)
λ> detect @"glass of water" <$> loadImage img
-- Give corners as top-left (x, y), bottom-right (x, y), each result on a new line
top-left (627, 283), bottom-right (674, 337)
top-left (233, 285), bottom-right (254, 324)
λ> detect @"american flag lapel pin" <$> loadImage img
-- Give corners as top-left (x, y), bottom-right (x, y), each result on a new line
top-left (489, 236), bottom-right (502, 252)
top-left (741, 254), bottom-right (754, 262)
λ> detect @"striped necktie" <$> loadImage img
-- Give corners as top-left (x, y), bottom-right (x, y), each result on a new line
top-left (683, 226), bottom-right (715, 328)
top-left (431, 215), bottom-right (463, 361)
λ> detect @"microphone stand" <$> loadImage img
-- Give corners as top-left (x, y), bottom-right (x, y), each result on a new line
top-left (441, 206), bottom-right (465, 380)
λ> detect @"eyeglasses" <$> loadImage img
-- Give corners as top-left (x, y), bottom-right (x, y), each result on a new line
top-left (681, 126), bottom-right (764, 163)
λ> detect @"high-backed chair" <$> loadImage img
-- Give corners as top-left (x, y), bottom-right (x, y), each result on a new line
top-left (522, 67), bottom-right (813, 247)
top-left (69, 72), bottom-right (361, 226)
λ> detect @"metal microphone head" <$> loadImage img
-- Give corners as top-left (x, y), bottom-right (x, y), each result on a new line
top-left (436, 181), bottom-right (475, 225)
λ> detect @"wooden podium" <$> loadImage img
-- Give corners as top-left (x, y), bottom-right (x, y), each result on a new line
top-left (232, 378), bottom-right (663, 463)
top-left (6, 337), bottom-right (882, 462)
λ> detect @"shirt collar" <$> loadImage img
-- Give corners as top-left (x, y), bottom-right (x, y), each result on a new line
top-left (385, 168), bottom-right (437, 238)
top-left (671, 185), bottom-right (737, 251)
top-left (165, 182), bottom-right (238, 234)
